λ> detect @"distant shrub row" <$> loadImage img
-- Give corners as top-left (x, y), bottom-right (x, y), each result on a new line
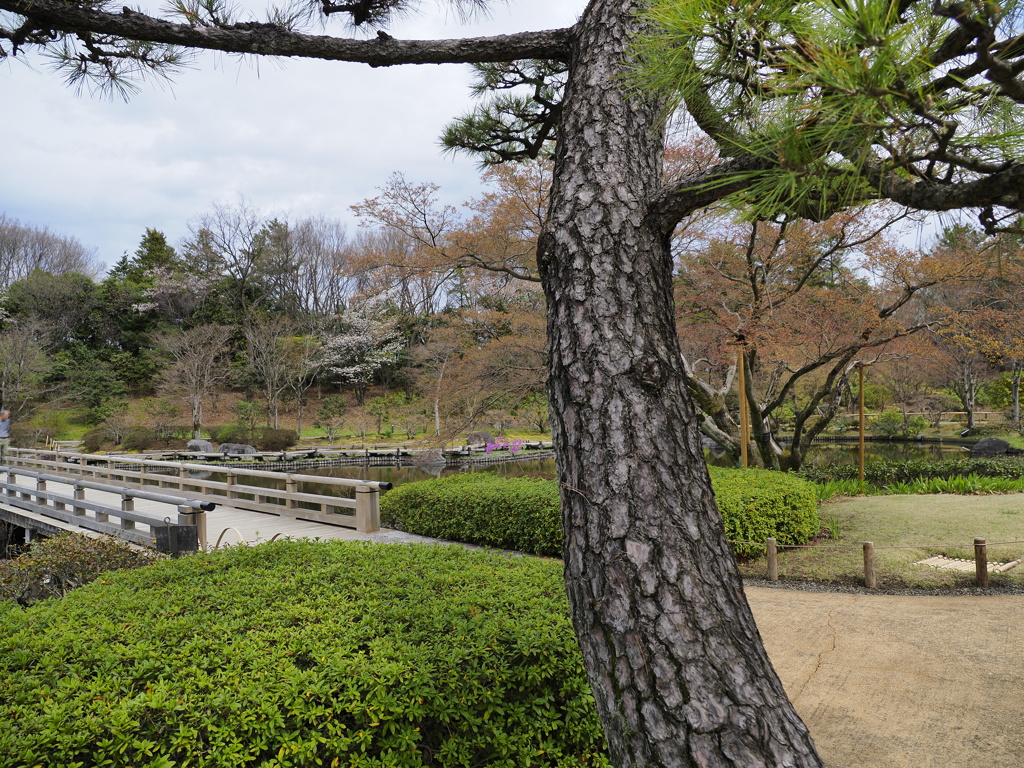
top-left (80, 426), bottom-right (299, 453)
top-left (209, 425), bottom-right (299, 451)
top-left (381, 468), bottom-right (820, 558)
top-left (0, 541), bottom-right (608, 768)
top-left (798, 457), bottom-right (1024, 486)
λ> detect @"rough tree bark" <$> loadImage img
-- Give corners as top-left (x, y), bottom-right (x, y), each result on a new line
top-left (538, 0), bottom-right (824, 764)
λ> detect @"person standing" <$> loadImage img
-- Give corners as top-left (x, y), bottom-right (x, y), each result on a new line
top-left (0, 410), bottom-right (11, 463)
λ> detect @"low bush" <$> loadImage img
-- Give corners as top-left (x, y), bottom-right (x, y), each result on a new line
top-left (382, 470), bottom-right (820, 558)
top-left (258, 427), bottom-right (299, 451)
top-left (80, 427), bottom-right (107, 453)
top-left (799, 457), bottom-right (1024, 486)
top-left (0, 533), bottom-right (163, 606)
top-left (707, 467), bottom-right (820, 557)
top-left (122, 426), bottom-right (159, 452)
top-left (0, 541), bottom-right (608, 768)
top-left (209, 424), bottom-right (249, 444)
top-left (870, 410), bottom-right (930, 438)
top-left (382, 474), bottom-right (562, 555)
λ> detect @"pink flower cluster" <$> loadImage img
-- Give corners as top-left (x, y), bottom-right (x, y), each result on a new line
top-left (485, 438), bottom-right (525, 455)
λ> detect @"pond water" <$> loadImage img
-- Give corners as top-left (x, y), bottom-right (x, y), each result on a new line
top-left (299, 458), bottom-right (559, 489)
top-left (279, 440), bottom-right (974, 496)
top-left (707, 440), bottom-right (971, 470)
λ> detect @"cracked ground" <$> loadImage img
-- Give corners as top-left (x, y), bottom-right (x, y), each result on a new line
top-left (748, 587), bottom-right (1024, 768)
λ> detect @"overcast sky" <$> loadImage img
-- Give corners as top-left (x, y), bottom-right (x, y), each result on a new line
top-left (1, 0), bottom-right (583, 272)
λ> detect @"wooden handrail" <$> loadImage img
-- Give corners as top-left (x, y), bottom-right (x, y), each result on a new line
top-left (5, 449), bottom-right (383, 533)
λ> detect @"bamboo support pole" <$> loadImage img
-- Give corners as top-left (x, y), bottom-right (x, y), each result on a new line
top-left (738, 349), bottom-right (749, 468)
top-left (859, 364), bottom-right (866, 483)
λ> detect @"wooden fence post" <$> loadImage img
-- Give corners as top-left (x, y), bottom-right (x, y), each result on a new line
top-left (863, 541), bottom-right (877, 589)
top-left (975, 537), bottom-right (989, 588)
top-left (766, 538), bottom-right (779, 582)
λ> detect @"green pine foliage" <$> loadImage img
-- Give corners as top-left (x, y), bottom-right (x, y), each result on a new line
top-left (382, 470), bottom-right (820, 558)
top-left (0, 542), bottom-right (609, 768)
top-left (632, 0), bottom-right (1024, 221)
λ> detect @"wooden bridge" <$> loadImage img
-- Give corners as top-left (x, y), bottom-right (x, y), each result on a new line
top-left (0, 449), bottom-right (397, 554)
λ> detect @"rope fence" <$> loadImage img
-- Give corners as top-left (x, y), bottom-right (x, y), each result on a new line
top-left (729, 536), bottom-right (1024, 588)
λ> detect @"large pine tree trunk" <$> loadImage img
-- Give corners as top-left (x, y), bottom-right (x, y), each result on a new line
top-left (539, 1), bottom-right (825, 764)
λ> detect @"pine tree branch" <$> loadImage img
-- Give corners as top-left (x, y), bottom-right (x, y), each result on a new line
top-left (652, 155), bottom-right (771, 233)
top-left (0, 0), bottom-right (573, 65)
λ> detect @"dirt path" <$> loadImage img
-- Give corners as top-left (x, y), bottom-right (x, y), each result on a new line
top-left (748, 586), bottom-right (1024, 767)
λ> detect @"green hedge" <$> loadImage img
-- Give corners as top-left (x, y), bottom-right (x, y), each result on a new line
top-left (382, 470), bottom-right (820, 558)
top-left (707, 466), bottom-right (820, 557)
top-left (798, 457), bottom-right (1024, 486)
top-left (0, 541), bottom-right (608, 768)
top-left (381, 474), bottom-right (563, 556)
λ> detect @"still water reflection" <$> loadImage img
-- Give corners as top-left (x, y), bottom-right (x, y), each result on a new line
top-left (300, 458), bottom-right (559, 490)
top-left (283, 441), bottom-right (970, 496)
top-left (706, 440), bottom-right (970, 469)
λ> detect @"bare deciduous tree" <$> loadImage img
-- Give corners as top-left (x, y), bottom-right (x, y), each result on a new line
top-left (155, 325), bottom-right (232, 439)
top-left (0, 320), bottom-right (54, 419)
top-left (0, 215), bottom-right (100, 288)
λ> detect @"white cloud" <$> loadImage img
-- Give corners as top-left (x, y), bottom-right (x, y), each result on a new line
top-left (0, 0), bottom-right (582, 269)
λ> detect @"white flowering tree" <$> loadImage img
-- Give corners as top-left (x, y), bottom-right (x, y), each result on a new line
top-left (319, 302), bottom-right (403, 405)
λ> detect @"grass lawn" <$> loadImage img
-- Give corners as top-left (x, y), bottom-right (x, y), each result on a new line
top-left (737, 493), bottom-right (1024, 589)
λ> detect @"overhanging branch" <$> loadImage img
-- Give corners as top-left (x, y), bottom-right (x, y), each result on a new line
top-left (652, 154), bottom-right (771, 234)
top-left (0, 0), bottom-right (573, 65)
top-left (873, 164), bottom-right (1024, 213)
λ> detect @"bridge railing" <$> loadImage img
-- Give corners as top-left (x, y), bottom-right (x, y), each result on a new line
top-left (6, 448), bottom-right (391, 534)
top-left (0, 467), bottom-right (214, 553)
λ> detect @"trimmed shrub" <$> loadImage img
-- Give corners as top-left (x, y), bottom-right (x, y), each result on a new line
top-left (382, 470), bottom-right (820, 559)
top-left (80, 427), bottom-right (107, 453)
top-left (209, 424), bottom-right (248, 444)
top-left (382, 474), bottom-right (563, 556)
top-left (707, 466), bottom-right (820, 557)
top-left (258, 427), bottom-right (299, 451)
top-left (0, 541), bottom-right (608, 768)
top-left (121, 426), bottom-right (158, 452)
top-left (0, 533), bottom-right (163, 606)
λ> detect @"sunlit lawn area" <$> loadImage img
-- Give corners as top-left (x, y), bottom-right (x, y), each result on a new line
top-left (738, 493), bottom-right (1024, 589)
